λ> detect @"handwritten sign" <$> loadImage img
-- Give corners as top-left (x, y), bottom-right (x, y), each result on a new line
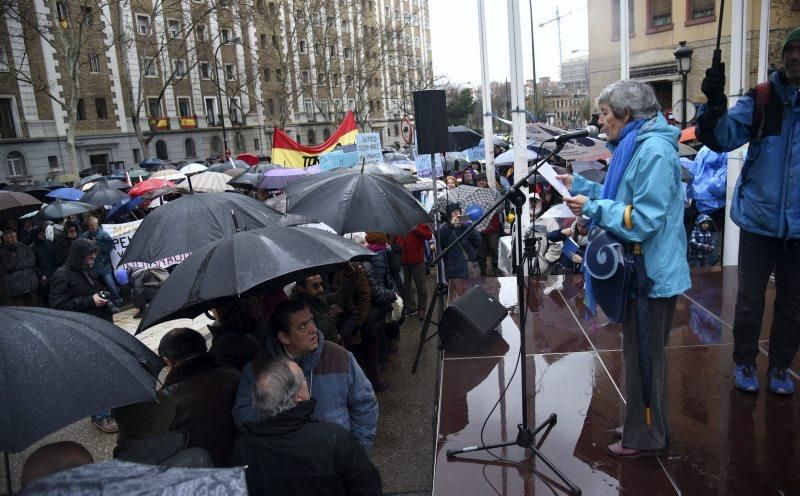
top-left (356, 133), bottom-right (383, 164)
top-left (414, 154), bottom-right (443, 178)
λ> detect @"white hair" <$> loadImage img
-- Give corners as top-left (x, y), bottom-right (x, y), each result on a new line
top-left (252, 357), bottom-right (305, 419)
top-left (345, 232), bottom-right (367, 245)
top-left (598, 80), bottom-right (661, 121)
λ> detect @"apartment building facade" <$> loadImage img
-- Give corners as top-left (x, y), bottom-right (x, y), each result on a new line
top-left (587, 0), bottom-right (799, 118)
top-left (0, 0), bottom-right (433, 183)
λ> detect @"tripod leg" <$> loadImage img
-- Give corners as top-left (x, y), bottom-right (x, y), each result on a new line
top-left (527, 444), bottom-right (582, 496)
top-left (412, 283), bottom-right (446, 374)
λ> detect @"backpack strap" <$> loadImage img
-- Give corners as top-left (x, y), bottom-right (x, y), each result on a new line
top-left (753, 81), bottom-right (771, 141)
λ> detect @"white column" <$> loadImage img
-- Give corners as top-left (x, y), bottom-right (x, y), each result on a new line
top-left (34, 0), bottom-right (66, 136)
top-left (757, 0), bottom-right (771, 83)
top-left (181, 0), bottom-right (203, 123)
top-left (102, 2), bottom-right (128, 132)
top-left (477, 0), bottom-right (495, 188)
top-left (507, 0), bottom-right (529, 231)
top-left (230, 4), bottom-right (250, 115)
top-left (723, 0), bottom-right (748, 266)
top-left (6, 16), bottom-right (39, 125)
top-left (154, 11), bottom-right (176, 118)
top-left (619, 0), bottom-right (630, 79)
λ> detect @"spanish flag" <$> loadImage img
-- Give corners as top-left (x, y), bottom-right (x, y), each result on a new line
top-left (272, 111), bottom-right (359, 168)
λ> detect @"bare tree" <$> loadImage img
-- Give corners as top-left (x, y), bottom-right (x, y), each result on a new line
top-left (112, 0), bottom-right (223, 159)
top-left (4, 0), bottom-right (118, 178)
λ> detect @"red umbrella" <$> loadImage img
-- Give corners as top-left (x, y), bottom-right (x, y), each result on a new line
top-left (236, 153), bottom-right (259, 166)
top-left (128, 178), bottom-right (175, 197)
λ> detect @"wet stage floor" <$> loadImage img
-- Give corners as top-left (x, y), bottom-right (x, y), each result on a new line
top-left (432, 268), bottom-right (800, 495)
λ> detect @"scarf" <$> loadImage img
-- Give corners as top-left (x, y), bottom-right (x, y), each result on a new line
top-left (585, 118), bottom-right (646, 315)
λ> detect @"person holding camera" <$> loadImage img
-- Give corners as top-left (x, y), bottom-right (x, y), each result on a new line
top-left (49, 238), bottom-right (115, 322)
top-left (49, 237), bottom-right (119, 433)
top-left (438, 203), bottom-right (481, 279)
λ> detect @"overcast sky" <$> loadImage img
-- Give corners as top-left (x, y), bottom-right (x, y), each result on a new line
top-left (429, 0), bottom-right (589, 87)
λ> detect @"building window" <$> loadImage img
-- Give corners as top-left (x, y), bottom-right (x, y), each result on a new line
top-left (230, 97), bottom-right (242, 123)
top-left (177, 97), bottom-right (192, 117)
top-left (142, 57), bottom-right (157, 77)
top-left (221, 28), bottom-right (230, 43)
top-left (272, 35), bottom-right (279, 49)
top-left (267, 98), bottom-right (274, 114)
top-left (260, 34), bottom-right (267, 48)
top-left (148, 97), bottom-right (161, 117)
top-left (204, 97), bottom-right (217, 125)
top-left (6, 151), bottom-right (27, 177)
top-left (304, 98), bottom-right (313, 115)
top-left (275, 68), bottom-right (282, 81)
top-left (133, 148), bottom-right (141, 163)
top-left (323, 128), bottom-right (331, 140)
top-left (296, 134), bottom-right (302, 144)
top-left (167, 19), bottom-right (180, 38)
top-left (299, 40), bottom-right (307, 53)
top-left (257, 0), bottom-right (265, 13)
top-left (611, 0), bottom-right (635, 40)
top-left (196, 25), bottom-right (207, 41)
top-left (235, 132), bottom-right (245, 151)
top-left (173, 59), bottom-right (186, 77)
top-left (48, 156), bottom-right (60, 171)
top-left (300, 70), bottom-right (309, 84)
top-left (95, 98), bottom-right (108, 119)
top-left (184, 138), bottom-right (196, 157)
top-left (328, 44), bottom-right (336, 57)
top-left (80, 6), bottom-right (92, 25)
top-left (136, 14), bottom-right (150, 35)
top-left (155, 140), bottom-right (169, 160)
top-left (211, 136), bottom-right (221, 154)
top-left (199, 61), bottom-right (210, 79)
top-left (88, 52), bottom-right (100, 73)
top-left (342, 19), bottom-right (349, 33)
top-left (262, 67), bottom-right (270, 81)
top-left (687, 0), bottom-right (715, 24)
top-left (0, 46), bottom-right (8, 72)
top-left (225, 64), bottom-right (236, 80)
top-left (332, 73), bottom-right (339, 85)
top-left (308, 129), bottom-right (316, 144)
top-left (76, 99), bottom-right (86, 120)
top-left (647, 0), bottom-right (672, 33)
top-left (268, 2), bottom-right (276, 14)
top-left (394, 123), bottom-right (399, 135)
top-left (343, 47), bottom-right (351, 58)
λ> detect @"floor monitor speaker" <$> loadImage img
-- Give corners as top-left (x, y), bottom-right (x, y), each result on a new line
top-left (439, 285), bottom-right (509, 354)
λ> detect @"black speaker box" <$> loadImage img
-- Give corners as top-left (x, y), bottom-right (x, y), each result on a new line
top-left (439, 285), bottom-right (509, 354)
top-left (413, 90), bottom-right (448, 155)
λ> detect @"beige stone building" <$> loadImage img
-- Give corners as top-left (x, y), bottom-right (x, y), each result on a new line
top-left (0, 0), bottom-right (433, 183)
top-left (587, 0), bottom-right (799, 119)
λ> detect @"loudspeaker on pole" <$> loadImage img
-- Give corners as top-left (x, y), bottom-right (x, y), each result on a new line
top-left (413, 90), bottom-right (449, 155)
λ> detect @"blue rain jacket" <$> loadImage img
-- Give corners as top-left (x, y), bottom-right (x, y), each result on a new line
top-left (696, 70), bottom-right (800, 239)
top-left (687, 146), bottom-right (727, 214)
top-left (572, 113), bottom-right (691, 298)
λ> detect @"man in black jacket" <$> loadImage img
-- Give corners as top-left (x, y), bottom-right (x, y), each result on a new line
top-left (1, 228), bottom-right (43, 306)
top-left (48, 237), bottom-right (118, 433)
top-left (232, 356), bottom-right (381, 496)
top-left (49, 238), bottom-right (114, 322)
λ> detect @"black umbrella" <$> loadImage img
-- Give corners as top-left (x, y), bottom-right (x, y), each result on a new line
top-left (0, 306), bottom-right (161, 453)
top-left (629, 244), bottom-right (655, 427)
top-left (353, 163), bottom-right (418, 184)
top-left (0, 191), bottom-right (41, 218)
top-left (104, 179), bottom-right (133, 190)
top-left (245, 163), bottom-right (281, 175)
top-left (207, 160), bottom-right (248, 173)
top-left (21, 186), bottom-right (52, 201)
top-left (227, 172), bottom-right (260, 189)
top-left (150, 163), bottom-right (177, 172)
top-left (40, 179), bottom-right (65, 190)
top-left (282, 169), bottom-right (431, 235)
top-left (119, 193), bottom-right (283, 266)
top-left (39, 198), bottom-right (96, 220)
top-left (138, 226), bottom-right (374, 331)
top-left (81, 182), bottom-right (129, 207)
top-left (447, 125), bottom-right (483, 151)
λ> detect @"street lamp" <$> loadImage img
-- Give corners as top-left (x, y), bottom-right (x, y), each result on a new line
top-left (673, 40), bottom-right (693, 129)
top-left (213, 35), bottom-right (241, 158)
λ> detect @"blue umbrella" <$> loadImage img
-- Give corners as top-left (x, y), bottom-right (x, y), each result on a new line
top-left (46, 187), bottom-right (84, 201)
top-left (139, 157), bottom-right (165, 170)
top-left (107, 196), bottom-right (145, 222)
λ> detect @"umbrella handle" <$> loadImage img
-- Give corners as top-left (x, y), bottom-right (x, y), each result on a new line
top-left (645, 407), bottom-right (652, 428)
top-left (231, 210), bottom-right (240, 232)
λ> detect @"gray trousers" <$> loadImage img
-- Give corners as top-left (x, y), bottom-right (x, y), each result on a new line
top-left (621, 296), bottom-right (677, 450)
top-left (401, 263), bottom-right (427, 312)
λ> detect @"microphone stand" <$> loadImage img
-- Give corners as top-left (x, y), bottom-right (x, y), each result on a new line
top-left (433, 142), bottom-right (582, 496)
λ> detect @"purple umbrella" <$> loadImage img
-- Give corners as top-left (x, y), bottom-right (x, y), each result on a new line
top-left (257, 168), bottom-right (307, 190)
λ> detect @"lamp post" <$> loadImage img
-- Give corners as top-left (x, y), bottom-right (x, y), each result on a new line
top-left (213, 35), bottom-right (241, 158)
top-left (673, 40), bottom-right (694, 129)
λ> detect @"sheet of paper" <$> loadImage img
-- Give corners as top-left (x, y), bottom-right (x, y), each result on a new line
top-left (537, 162), bottom-right (571, 197)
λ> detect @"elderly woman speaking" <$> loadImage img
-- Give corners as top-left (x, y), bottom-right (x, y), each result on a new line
top-left (559, 80), bottom-right (690, 459)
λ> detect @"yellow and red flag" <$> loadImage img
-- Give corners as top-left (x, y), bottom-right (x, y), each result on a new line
top-left (271, 111), bottom-right (358, 168)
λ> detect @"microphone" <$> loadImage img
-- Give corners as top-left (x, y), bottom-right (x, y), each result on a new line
top-left (546, 126), bottom-right (600, 145)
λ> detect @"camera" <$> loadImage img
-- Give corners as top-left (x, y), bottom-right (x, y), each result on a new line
top-left (98, 291), bottom-right (111, 301)
top-left (523, 228), bottom-right (541, 259)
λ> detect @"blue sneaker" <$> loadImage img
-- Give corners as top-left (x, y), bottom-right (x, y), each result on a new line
top-left (734, 364), bottom-right (759, 392)
top-left (767, 367), bottom-right (795, 395)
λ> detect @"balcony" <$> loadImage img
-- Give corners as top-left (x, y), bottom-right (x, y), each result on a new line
top-left (148, 117), bottom-right (170, 130)
top-left (179, 115), bottom-right (198, 129)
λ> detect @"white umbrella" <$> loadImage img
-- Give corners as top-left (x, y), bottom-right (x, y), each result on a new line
top-left (494, 147), bottom-right (540, 166)
top-left (180, 163), bottom-right (208, 175)
top-left (179, 171), bottom-right (233, 193)
top-left (150, 169), bottom-right (187, 182)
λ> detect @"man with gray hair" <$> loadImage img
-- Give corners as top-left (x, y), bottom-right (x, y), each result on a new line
top-left (232, 357), bottom-right (381, 495)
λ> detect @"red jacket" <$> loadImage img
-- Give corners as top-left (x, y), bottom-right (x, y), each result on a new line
top-left (396, 224), bottom-right (433, 265)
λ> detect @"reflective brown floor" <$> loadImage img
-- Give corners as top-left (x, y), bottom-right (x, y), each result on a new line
top-left (434, 269), bottom-right (800, 495)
